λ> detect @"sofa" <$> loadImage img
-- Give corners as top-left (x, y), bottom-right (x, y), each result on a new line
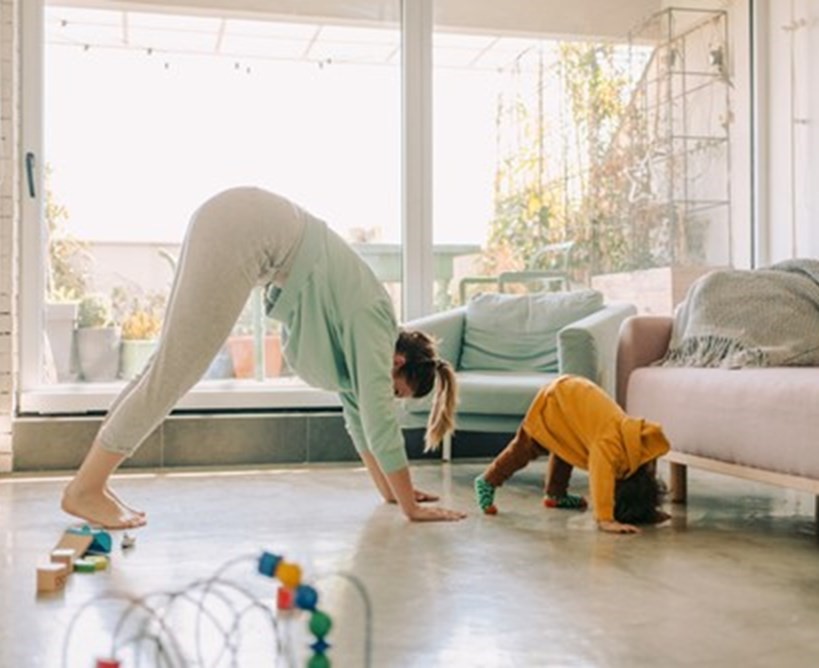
top-left (617, 315), bottom-right (819, 516)
top-left (402, 290), bottom-right (637, 459)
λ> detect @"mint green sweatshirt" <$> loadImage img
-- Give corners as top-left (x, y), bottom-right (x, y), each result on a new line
top-left (266, 216), bottom-right (408, 473)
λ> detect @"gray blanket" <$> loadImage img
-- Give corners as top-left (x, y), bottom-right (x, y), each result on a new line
top-left (659, 259), bottom-right (819, 368)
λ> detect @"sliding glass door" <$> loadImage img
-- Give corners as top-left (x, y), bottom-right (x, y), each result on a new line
top-left (24, 0), bottom-right (402, 411)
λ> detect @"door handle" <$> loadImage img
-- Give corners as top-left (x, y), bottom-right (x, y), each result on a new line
top-left (25, 151), bottom-right (36, 198)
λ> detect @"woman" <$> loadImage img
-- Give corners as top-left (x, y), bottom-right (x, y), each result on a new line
top-left (62, 188), bottom-right (465, 528)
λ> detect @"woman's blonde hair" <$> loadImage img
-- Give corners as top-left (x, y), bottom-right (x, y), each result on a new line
top-left (395, 329), bottom-right (458, 452)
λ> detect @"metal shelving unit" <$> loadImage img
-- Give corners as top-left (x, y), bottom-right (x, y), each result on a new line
top-left (623, 7), bottom-right (732, 268)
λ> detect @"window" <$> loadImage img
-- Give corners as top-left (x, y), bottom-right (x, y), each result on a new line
top-left (24, 1), bottom-right (402, 411)
top-left (432, 3), bottom-right (751, 316)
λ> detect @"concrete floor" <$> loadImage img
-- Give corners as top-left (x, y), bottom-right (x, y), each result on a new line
top-left (2, 461), bottom-right (819, 668)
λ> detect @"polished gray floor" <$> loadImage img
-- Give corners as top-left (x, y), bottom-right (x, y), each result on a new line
top-left (1, 461), bottom-right (818, 667)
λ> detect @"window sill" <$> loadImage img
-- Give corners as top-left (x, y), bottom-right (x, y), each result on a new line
top-left (19, 378), bottom-right (341, 415)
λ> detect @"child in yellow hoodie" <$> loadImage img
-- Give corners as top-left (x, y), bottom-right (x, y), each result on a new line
top-left (474, 374), bottom-right (670, 533)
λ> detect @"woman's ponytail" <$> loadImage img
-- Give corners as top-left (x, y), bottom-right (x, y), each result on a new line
top-left (395, 330), bottom-right (459, 451)
top-left (424, 359), bottom-right (458, 452)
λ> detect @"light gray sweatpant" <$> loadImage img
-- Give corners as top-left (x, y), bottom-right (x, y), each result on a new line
top-left (97, 187), bottom-right (307, 456)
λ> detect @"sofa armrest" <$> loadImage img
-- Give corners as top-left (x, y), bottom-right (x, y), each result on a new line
top-left (558, 301), bottom-right (638, 398)
top-left (402, 307), bottom-right (466, 369)
top-left (616, 315), bottom-right (673, 408)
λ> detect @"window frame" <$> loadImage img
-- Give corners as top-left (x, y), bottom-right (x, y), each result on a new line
top-left (18, 0), bottom-right (435, 414)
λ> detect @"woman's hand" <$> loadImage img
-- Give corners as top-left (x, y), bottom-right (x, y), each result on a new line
top-left (412, 488), bottom-right (439, 503)
top-left (598, 520), bottom-right (640, 534)
top-left (383, 488), bottom-right (440, 504)
top-left (407, 505), bottom-right (467, 522)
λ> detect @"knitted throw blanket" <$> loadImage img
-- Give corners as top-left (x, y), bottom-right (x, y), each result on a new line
top-left (659, 259), bottom-right (819, 368)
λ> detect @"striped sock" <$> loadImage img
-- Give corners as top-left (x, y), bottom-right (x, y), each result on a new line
top-left (543, 493), bottom-right (587, 510)
top-left (474, 475), bottom-right (498, 515)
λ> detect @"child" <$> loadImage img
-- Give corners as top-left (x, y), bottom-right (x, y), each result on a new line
top-left (474, 374), bottom-right (670, 533)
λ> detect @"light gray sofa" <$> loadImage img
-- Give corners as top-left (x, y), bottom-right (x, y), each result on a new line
top-left (402, 291), bottom-right (637, 459)
top-left (617, 315), bottom-right (819, 518)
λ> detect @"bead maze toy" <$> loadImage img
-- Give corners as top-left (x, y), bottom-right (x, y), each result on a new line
top-left (60, 550), bottom-right (373, 668)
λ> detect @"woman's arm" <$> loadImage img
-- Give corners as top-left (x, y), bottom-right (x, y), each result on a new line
top-left (385, 467), bottom-right (466, 522)
top-left (359, 451), bottom-right (439, 504)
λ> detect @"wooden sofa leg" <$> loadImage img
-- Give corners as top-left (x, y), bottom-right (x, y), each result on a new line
top-left (669, 462), bottom-right (687, 504)
top-left (815, 496), bottom-right (819, 538)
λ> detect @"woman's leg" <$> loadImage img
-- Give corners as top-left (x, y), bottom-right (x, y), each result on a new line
top-left (475, 426), bottom-right (543, 513)
top-left (62, 190), bottom-right (272, 528)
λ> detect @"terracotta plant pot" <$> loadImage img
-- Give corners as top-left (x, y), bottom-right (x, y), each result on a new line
top-left (226, 335), bottom-right (283, 379)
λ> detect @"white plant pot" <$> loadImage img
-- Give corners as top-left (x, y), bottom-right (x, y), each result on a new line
top-left (75, 327), bottom-right (121, 382)
top-left (119, 339), bottom-right (157, 380)
top-left (45, 301), bottom-right (79, 382)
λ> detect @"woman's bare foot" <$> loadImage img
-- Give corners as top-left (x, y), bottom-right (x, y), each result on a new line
top-left (61, 482), bottom-right (146, 529)
top-left (105, 485), bottom-right (146, 517)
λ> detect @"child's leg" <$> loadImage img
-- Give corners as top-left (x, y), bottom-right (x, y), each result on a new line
top-left (475, 426), bottom-right (542, 514)
top-left (543, 454), bottom-right (587, 510)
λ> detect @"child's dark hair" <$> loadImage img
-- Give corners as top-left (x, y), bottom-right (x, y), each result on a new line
top-left (614, 464), bottom-right (664, 525)
top-left (395, 329), bottom-right (458, 452)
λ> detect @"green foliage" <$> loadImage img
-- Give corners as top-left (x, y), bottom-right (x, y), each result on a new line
top-left (485, 41), bottom-right (676, 282)
top-left (45, 166), bottom-right (89, 302)
top-left (77, 294), bottom-right (111, 328)
top-left (111, 285), bottom-right (166, 340)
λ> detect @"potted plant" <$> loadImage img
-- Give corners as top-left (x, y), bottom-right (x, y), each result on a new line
top-left (74, 294), bottom-right (120, 382)
top-left (225, 290), bottom-right (283, 379)
top-left (120, 308), bottom-right (162, 380)
top-left (44, 168), bottom-right (89, 382)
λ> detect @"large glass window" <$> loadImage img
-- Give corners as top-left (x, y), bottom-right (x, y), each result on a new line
top-left (22, 0), bottom-right (752, 413)
top-left (432, 3), bottom-right (751, 316)
top-left (37, 3), bottom-right (401, 402)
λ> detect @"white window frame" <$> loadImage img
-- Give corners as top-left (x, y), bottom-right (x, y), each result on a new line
top-left (19, 0), bottom-right (436, 414)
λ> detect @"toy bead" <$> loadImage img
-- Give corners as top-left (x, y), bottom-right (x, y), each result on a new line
top-left (307, 653), bottom-right (331, 668)
top-left (310, 638), bottom-right (331, 654)
top-left (276, 561), bottom-right (302, 589)
top-left (295, 584), bottom-right (319, 611)
top-left (258, 551), bottom-right (282, 577)
top-left (309, 610), bottom-right (333, 638)
top-left (96, 660), bottom-right (121, 668)
top-left (276, 586), bottom-right (295, 611)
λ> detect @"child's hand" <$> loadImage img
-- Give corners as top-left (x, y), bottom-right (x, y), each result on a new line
top-left (597, 520), bottom-right (640, 534)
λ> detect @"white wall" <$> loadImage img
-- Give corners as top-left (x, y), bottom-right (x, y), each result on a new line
top-left (0, 0), bottom-right (18, 472)
top-left (763, 0), bottom-right (819, 262)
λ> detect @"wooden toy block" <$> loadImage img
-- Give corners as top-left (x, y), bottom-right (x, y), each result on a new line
top-left (86, 555), bottom-right (109, 571)
top-left (51, 547), bottom-right (77, 570)
top-left (55, 531), bottom-right (94, 560)
top-left (37, 563), bottom-right (68, 593)
top-left (74, 558), bottom-right (97, 573)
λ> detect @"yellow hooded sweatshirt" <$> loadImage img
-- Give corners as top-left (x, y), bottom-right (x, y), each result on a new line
top-left (522, 375), bottom-right (670, 522)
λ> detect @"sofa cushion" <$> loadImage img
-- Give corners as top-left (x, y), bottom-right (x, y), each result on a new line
top-left (459, 290), bottom-right (604, 372)
top-left (627, 366), bottom-right (819, 480)
top-left (405, 370), bottom-right (555, 417)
